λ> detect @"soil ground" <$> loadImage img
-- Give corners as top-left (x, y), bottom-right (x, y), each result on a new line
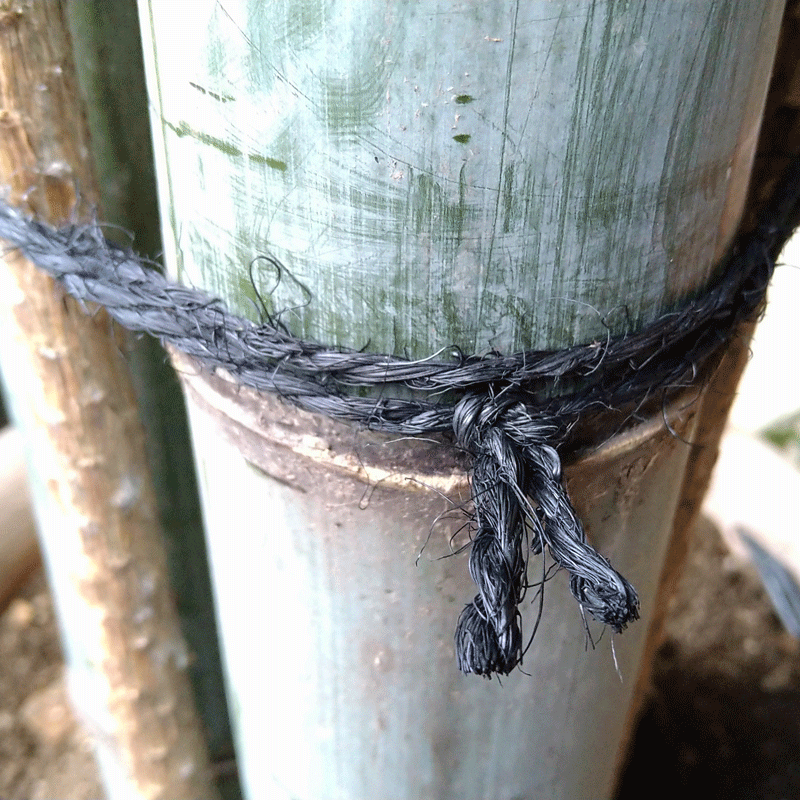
top-left (1, 514), bottom-right (799, 799)
top-left (616, 515), bottom-right (800, 800)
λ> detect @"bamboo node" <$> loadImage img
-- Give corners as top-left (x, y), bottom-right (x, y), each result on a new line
top-left (1, 156), bottom-right (798, 676)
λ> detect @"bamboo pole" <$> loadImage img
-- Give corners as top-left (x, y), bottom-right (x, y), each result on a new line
top-left (62, 1), bottom-right (237, 784)
top-left (0, 3), bottom-right (220, 798)
top-left (136, 2), bottom-right (784, 798)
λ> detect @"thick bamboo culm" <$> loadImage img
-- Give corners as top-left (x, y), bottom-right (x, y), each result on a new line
top-left (62, 0), bottom-right (237, 783)
top-left (137, 2), bottom-right (785, 799)
top-left (0, 3), bottom-right (220, 799)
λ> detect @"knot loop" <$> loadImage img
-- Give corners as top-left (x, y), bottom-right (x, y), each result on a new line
top-left (10, 159), bottom-right (796, 678)
top-left (452, 391), bottom-right (520, 449)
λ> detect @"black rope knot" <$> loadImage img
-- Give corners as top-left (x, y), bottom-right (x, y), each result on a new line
top-left (453, 393), bottom-right (639, 676)
top-left (2, 157), bottom-right (798, 678)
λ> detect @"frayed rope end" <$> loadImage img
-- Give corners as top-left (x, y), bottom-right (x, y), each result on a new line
top-left (452, 393), bottom-right (639, 677)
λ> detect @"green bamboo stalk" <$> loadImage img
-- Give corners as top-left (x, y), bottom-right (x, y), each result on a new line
top-left (142, 0), bottom-right (781, 354)
top-left (136, 2), bottom-right (785, 798)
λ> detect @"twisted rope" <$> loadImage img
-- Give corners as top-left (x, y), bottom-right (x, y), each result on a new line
top-left (452, 392), bottom-right (639, 674)
top-left (1, 157), bottom-right (798, 676)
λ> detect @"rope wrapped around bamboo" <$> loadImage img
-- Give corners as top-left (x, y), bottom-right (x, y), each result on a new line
top-left (1, 156), bottom-right (798, 676)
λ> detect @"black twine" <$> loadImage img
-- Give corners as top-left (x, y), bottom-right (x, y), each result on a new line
top-left (2, 158), bottom-right (799, 676)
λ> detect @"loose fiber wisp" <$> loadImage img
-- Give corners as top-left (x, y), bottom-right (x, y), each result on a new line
top-left (2, 157), bottom-right (799, 677)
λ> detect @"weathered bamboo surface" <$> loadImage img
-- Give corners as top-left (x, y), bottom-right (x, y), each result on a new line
top-left (137, 2), bottom-right (786, 798)
top-left (0, 3), bottom-right (220, 798)
top-left (177, 350), bottom-right (702, 800)
top-left (63, 0), bottom-right (236, 776)
top-left (141, 0), bottom-right (783, 357)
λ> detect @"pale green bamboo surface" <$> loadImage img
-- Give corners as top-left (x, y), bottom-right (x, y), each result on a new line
top-left (179, 362), bottom-right (700, 800)
top-left (137, 2), bottom-right (785, 799)
top-left (142, 0), bottom-right (781, 357)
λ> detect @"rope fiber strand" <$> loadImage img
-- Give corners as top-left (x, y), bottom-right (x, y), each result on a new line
top-left (452, 393), bottom-right (639, 675)
top-left (2, 157), bottom-right (799, 676)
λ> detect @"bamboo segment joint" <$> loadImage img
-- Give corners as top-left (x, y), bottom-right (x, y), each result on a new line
top-left (1, 158), bottom-right (798, 676)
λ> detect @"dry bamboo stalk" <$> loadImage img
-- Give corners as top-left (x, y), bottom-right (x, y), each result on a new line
top-left (0, 2), bottom-right (220, 798)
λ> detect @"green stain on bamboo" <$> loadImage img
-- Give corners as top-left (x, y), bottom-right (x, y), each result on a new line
top-left (235, 273), bottom-right (264, 317)
top-left (165, 120), bottom-right (287, 171)
top-left (189, 81), bottom-right (235, 103)
top-left (502, 165), bottom-right (514, 234)
top-left (442, 163), bottom-right (469, 247)
top-left (146, 0), bottom-right (783, 360)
